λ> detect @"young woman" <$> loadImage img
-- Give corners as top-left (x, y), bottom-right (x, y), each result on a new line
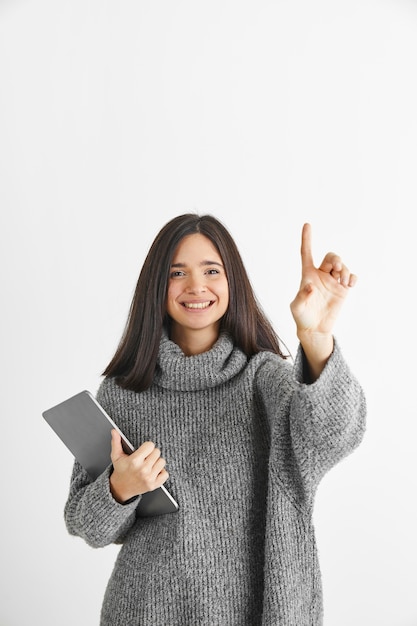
top-left (64, 213), bottom-right (366, 626)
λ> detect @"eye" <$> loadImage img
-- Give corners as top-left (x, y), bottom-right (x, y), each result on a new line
top-left (170, 270), bottom-right (186, 278)
top-left (206, 268), bottom-right (220, 275)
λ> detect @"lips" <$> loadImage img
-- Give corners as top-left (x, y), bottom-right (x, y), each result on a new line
top-left (181, 301), bottom-right (213, 309)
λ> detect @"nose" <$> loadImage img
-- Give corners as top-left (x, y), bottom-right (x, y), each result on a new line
top-left (185, 273), bottom-right (207, 294)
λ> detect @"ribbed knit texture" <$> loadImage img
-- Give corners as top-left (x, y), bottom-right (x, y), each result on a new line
top-left (64, 332), bottom-right (366, 626)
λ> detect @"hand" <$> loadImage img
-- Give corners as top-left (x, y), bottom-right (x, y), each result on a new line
top-left (290, 223), bottom-right (356, 336)
top-left (109, 430), bottom-right (169, 504)
top-left (290, 223), bottom-right (357, 379)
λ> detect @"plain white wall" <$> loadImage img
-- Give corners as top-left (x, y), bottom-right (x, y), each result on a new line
top-left (1, 1), bottom-right (416, 624)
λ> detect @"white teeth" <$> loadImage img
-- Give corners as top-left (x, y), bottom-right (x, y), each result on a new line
top-left (183, 301), bottom-right (211, 309)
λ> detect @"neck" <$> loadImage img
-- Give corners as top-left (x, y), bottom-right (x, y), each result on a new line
top-left (169, 325), bottom-right (220, 356)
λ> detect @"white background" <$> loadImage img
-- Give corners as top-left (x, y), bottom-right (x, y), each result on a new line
top-left (1, 1), bottom-right (416, 625)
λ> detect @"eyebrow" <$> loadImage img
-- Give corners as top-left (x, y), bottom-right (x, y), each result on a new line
top-left (170, 260), bottom-right (224, 268)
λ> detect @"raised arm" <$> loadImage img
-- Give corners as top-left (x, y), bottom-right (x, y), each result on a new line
top-left (290, 223), bottom-right (357, 381)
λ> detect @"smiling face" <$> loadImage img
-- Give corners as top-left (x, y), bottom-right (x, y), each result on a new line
top-left (166, 233), bottom-right (229, 354)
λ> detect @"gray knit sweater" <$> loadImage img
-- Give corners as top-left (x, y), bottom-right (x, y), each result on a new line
top-left (64, 332), bottom-right (366, 626)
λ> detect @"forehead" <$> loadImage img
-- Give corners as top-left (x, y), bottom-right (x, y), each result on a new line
top-left (172, 233), bottom-right (222, 262)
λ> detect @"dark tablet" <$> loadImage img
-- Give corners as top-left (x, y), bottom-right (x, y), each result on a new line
top-left (42, 389), bottom-right (179, 517)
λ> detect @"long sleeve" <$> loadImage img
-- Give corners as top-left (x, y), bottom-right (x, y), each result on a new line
top-left (64, 460), bottom-right (139, 548)
top-left (257, 338), bottom-right (366, 509)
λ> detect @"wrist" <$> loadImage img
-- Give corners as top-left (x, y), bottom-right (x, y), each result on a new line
top-left (297, 332), bottom-right (334, 382)
top-left (109, 472), bottom-right (133, 504)
top-left (297, 330), bottom-right (333, 354)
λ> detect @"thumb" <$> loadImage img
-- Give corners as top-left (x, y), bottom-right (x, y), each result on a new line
top-left (110, 429), bottom-right (126, 463)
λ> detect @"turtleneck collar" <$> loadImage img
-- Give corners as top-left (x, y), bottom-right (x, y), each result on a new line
top-left (154, 332), bottom-right (248, 392)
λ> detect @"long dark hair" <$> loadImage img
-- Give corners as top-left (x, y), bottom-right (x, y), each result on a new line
top-left (103, 213), bottom-right (288, 391)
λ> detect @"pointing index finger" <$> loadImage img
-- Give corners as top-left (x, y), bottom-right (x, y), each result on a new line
top-left (300, 222), bottom-right (314, 270)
